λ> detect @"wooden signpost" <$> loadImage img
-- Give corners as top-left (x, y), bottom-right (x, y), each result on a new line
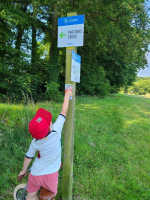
top-left (57, 12), bottom-right (84, 200)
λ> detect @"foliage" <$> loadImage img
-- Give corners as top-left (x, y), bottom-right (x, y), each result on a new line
top-left (121, 77), bottom-right (150, 95)
top-left (0, 0), bottom-right (150, 101)
top-left (44, 82), bottom-right (63, 101)
top-left (77, 61), bottom-right (110, 96)
top-left (81, 0), bottom-right (150, 91)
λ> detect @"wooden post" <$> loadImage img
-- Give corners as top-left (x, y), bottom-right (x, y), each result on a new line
top-left (62, 12), bottom-right (77, 200)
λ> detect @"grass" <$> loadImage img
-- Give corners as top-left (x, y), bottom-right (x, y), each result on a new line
top-left (0, 94), bottom-right (150, 199)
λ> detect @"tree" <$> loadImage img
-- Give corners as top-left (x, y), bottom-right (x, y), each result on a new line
top-left (80, 0), bottom-right (150, 92)
top-left (0, 0), bottom-right (150, 102)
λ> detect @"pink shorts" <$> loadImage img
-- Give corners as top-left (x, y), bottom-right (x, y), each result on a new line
top-left (27, 171), bottom-right (58, 195)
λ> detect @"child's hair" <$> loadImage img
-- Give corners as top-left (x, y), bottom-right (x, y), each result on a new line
top-left (29, 108), bottom-right (52, 139)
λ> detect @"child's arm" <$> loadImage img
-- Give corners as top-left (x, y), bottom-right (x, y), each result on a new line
top-left (18, 156), bottom-right (32, 177)
top-left (61, 86), bottom-right (73, 117)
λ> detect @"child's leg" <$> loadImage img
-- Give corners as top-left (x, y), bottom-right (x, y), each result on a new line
top-left (26, 191), bottom-right (38, 200)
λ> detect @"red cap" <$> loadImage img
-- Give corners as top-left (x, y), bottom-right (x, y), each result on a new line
top-left (29, 108), bottom-right (52, 139)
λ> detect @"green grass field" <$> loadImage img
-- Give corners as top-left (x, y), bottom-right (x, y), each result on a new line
top-left (0, 94), bottom-right (150, 200)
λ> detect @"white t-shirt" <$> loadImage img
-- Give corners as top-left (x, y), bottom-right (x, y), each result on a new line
top-left (26, 114), bottom-right (65, 176)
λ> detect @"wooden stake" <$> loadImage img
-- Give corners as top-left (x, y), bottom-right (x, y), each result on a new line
top-left (62, 12), bottom-right (77, 200)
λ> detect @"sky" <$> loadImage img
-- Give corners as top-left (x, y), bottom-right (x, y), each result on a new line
top-left (138, 51), bottom-right (150, 77)
top-left (137, 65), bottom-right (150, 77)
top-left (137, 1), bottom-right (150, 77)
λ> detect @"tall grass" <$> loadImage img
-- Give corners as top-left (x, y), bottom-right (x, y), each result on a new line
top-left (0, 94), bottom-right (150, 199)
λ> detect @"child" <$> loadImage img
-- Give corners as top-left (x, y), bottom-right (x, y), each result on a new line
top-left (18, 86), bottom-right (73, 200)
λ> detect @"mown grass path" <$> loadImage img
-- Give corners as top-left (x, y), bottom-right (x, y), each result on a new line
top-left (0, 94), bottom-right (150, 200)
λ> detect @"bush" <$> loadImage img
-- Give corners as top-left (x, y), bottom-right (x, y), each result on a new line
top-left (126, 78), bottom-right (150, 95)
top-left (44, 82), bottom-right (63, 101)
top-left (77, 63), bottom-right (110, 97)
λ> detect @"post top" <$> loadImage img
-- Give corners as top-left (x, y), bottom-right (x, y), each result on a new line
top-left (67, 12), bottom-right (77, 17)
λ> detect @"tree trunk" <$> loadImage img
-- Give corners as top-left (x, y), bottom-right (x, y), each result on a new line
top-left (15, 3), bottom-right (27, 50)
top-left (49, 3), bottom-right (58, 61)
top-left (31, 1), bottom-right (37, 66)
top-left (47, 2), bottom-right (59, 90)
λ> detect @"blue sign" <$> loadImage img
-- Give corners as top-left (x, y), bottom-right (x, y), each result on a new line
top-left (58, 15), bottom-right (84, 47)
top-left (72, 50), bottom-right (81, 63)
top-left (71, 51), bottom-right (81, 83)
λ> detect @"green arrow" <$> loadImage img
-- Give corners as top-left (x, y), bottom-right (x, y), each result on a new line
top-left (59, 32), bottom-right (66, 38)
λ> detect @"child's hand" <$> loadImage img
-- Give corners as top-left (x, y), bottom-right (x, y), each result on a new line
top-left (17, 171), bottom-right (27, 182)
top-left (18, 170), bottom-right (27, 177)
top-left (65, 86), bottom-right (73, 98)
top-left (61, 86), bottom-right (73, 116)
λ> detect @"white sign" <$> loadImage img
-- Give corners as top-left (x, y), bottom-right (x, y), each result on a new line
top-left (71, 51), bottom-right (81, 83)
top-left (58, 15), bottom-right (84, 47)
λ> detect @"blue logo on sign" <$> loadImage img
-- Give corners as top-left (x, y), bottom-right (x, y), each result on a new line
top-left (58, 15), bottom-right (84, 27)
top-left (64, 18), bottom-right (68, 23)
